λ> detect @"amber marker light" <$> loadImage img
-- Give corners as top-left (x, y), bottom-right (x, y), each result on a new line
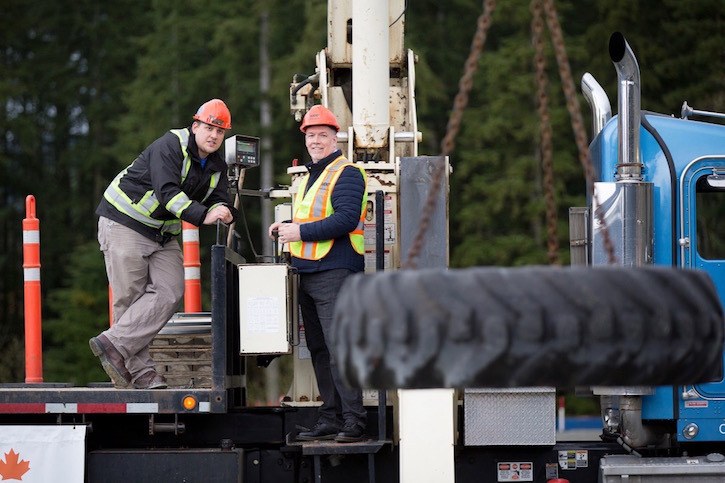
top-left (182, 395), bottom-right (198, 411)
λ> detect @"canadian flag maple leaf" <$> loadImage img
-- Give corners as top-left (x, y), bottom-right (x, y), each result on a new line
top-left (0, 449), bottom-right (31, 480)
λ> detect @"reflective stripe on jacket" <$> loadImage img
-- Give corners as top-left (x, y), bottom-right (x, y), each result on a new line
top-left (102, 129), bottom-right (221, 236)
top-left (290, 155), bottom-right (367, 260)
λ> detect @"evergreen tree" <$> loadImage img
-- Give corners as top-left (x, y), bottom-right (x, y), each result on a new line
top-left (0, 0), bottom-right (151, 381)
top-left (438, 0), bottom-right (587, 267)
top-left (44, 242), bottom-right (109, 384)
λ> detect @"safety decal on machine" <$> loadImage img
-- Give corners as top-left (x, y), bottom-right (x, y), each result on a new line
top-left (545, 462), bottom-right (559, 480)
top-left (558, 449), bottom-right (589, 470)
top-left (363, 223), bottom-right (396, 244)
top-left (496, 462), bottom-right (533, 481)
top-left (363, 196), bottom-right (396, 245)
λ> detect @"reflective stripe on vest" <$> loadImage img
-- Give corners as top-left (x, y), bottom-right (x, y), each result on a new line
top-left (289, 156), bottom-right (367, 260)
top-left (102, 128), bottom-right (221, 236)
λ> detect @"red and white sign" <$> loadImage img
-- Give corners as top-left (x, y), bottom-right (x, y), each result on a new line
top-left (497, 461), bottom-right (533, 481)
top-left (0, 425), bottom-right (85, 482)
top-left (684, 400), bottom-right (708, 408)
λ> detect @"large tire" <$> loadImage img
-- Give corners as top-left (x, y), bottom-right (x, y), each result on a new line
top-left (332, 266), bottom-right (724, 389)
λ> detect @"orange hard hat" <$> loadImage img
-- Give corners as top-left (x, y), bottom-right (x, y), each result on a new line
top-left (299, 105), bottom-right (340, 133)
top-left (193, 99), bottom-right (232, 130)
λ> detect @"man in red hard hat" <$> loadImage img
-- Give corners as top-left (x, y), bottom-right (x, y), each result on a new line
top-left (91, 99), bottom-right (237, 390)
top-left (269, 104), bottom-right (368, 443)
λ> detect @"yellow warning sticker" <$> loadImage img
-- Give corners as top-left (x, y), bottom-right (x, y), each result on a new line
top-left (558, 449), bottom-right (589, 470)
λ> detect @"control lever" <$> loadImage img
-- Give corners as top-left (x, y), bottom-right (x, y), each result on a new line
top-left (272, 228), bottom-right (280, 264)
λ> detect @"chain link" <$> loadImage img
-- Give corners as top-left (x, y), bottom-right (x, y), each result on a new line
top-left (403, 0), bottom-right (497, 269)
top-left (403, 0), bottom-right (616, 268)
top-left (531, 0), bottom-right (560, 265)
top-left (541, 0), bottom-right (617, 264)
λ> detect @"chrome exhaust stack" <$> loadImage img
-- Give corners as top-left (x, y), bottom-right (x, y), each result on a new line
top-left (581, 73), bottom-right (612, 139)
top-left (573, 71), bottom-right (611, 266)
top-left (609, 32), bottom-right (642, 181)
top-left (591, 32), bottom-right (652, 267)
top-left (591, 33), bottom-right (659, 450)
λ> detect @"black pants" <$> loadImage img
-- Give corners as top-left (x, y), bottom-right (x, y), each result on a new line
top-left (299, 269), bottom-right (366, 428)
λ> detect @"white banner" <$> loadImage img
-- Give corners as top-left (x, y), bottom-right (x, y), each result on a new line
top-left (0, 425), bottom-right (85, 482)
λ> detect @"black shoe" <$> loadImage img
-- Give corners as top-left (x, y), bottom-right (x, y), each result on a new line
top-left (335, 420), bottom-right (367, 443)
top-left (297, 422), bottom-right (340, 441)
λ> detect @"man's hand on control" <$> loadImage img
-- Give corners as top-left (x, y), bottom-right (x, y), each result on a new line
top-left (268, 221), bottom-right (301, 243)
top-left (203, 206), bottom-right (233, 225)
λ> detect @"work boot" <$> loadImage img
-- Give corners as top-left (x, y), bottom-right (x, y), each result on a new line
top-left (133, 370), bottom-right (168, 389)
top-left (297, 421), bottom-right (340, 441)
top-left (89, 334), bottom-right (131, 388)
top-left (335, 420), bottom-right (367, 443)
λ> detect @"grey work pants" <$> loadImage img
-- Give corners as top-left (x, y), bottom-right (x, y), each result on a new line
top-left (97, 216), bottom-right (184, 380)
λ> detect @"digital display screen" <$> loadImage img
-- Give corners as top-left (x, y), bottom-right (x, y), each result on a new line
top-left (226, 134), bottom-right (259, 168)
top-left (237, 140), bottom-right (256, 154)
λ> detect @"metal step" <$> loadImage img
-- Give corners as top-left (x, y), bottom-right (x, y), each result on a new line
top-left (159, 312), bottom-right (212, 335)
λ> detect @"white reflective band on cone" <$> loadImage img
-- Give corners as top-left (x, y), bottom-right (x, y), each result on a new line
top-left (183, 229), bottom-right (200, 242)
top-left (23, 230), bottom-right (40, 244)
top-left (24, 268), bottom-right (41, 281)
top-left (185, 267), bottom-right (201, 280)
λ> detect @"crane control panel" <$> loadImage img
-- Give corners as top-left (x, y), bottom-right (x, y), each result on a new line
top-left (225, 134), bottom-right (260, 169)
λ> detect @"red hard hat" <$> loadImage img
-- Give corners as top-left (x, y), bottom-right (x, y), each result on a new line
top-left (193, 99), bottom-right (232, 130)
top-left (299, 105), bottom-right (340, 133)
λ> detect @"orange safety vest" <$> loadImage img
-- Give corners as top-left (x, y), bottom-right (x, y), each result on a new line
top-left (290, 155), bottom-right (367, 260)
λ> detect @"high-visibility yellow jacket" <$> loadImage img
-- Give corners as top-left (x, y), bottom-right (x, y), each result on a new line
top-left (290, 154), bottom-right (367, 261)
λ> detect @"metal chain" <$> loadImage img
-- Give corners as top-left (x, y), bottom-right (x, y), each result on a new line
top-left (403, 0), bottom-right (616, 267)
top-left (531, 0), bottom-right (560, 265)
top-left (541, 0), bottom-right (617, 264)
top-left (403, 0), bottom-right (497, 269)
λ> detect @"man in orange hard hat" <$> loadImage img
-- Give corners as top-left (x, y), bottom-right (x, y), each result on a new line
top-left (91, 99), bottom-right (237, 390)
top-left (269, 104), bottom-right (368, 443)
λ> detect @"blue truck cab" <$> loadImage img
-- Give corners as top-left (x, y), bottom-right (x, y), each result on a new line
top-left (584, 32), bottom-right (725, 451)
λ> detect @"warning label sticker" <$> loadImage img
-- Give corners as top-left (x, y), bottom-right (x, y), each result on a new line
top-left (497, 462), bottom-right (533, 481)
top-left (558, 450), bottom-right (589, 470)
top-left (364, 222), bottom-right (396, 245)
top-left (545, 462), bottom-right (559, 480)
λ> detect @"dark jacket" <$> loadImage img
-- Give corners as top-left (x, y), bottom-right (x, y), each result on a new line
top-left (293, 149), bottom-right (366, 274)
top-left (97, 126), bottom-right (236, 243)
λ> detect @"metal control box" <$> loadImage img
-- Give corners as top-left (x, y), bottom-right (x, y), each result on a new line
top-left (224, 134), bottom-right (260, 169)
top-left (238, 264), bottom-right (297, 354)
top-left (463, 387), bottom-right (556, 446)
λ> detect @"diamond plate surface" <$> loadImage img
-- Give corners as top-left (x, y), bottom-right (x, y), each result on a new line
top-left (463, 388), bottom-right (556, 446)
